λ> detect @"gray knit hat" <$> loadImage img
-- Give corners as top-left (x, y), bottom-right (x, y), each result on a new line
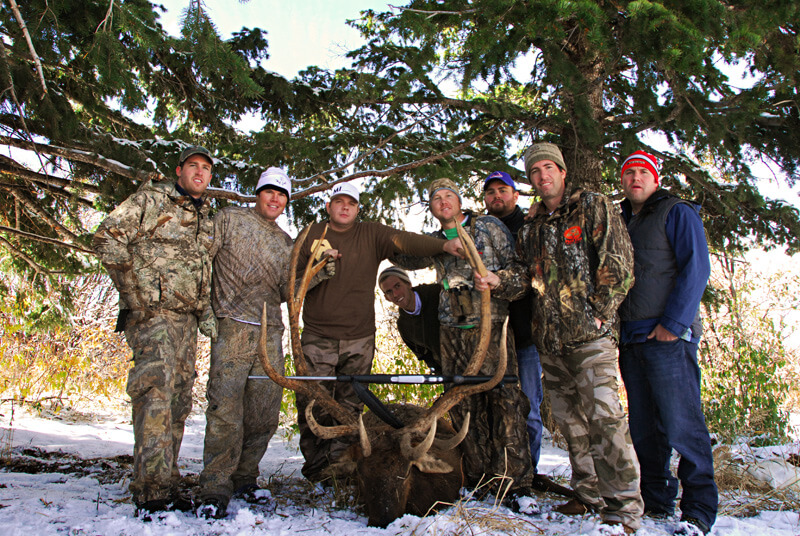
top-left (428, 178), bottom-right (461, 202)
top-left (524, 142), bottom-right (566, 178)
top-left (378, 266), bottom-right (411, 286)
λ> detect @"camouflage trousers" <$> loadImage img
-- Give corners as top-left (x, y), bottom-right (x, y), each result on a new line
top-left (440, 323), bottom-right (534, 491)
top-left (124, 311), bottom-right (198, 504)
top-left (199, 318), bottom-right (284, 505)
top-left (541, 336), bottom-right (644, 529)
top-left (296, 332), bottom-right (374, 481)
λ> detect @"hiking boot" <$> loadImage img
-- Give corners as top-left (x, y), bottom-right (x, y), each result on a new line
top-left (502, 487), bottom-right (541, 515)
top-left (169, 492), bottom-right (195, 512)
top-left (197, 498), bottom-right (227, 520)
top-left (134, 499), bottom-right (170, 522)
top-left (235, 484), bottom-right (274, 506)
top-left (554, 498), bottom-right (592, 515)
top-left (673, 517), bottom-right (709, 536)
top-left (643, 507), bottom-right (673, 519)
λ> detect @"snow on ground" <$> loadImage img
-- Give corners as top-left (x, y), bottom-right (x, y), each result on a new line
top-left (1, 406), bottom-right (799, 536)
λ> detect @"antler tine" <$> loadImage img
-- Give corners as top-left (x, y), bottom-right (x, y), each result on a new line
top-left (304, 400), bottom-right (359, 438)
top-left (258, 305), bottom-right (356, 426)
top-left (406, 318), bottom-right (509, 435)
top-left (288, 224), bottom-right (330, 377)
top-left (453, 219), bottom-right (491, 377)
top-left (399, 218), bottom-right (497, 435)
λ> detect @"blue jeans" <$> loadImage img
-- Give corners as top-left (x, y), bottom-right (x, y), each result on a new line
top-left (517, 344), bottom-right (544, 472)
top-left (619, 339), bottom-right (717, 530)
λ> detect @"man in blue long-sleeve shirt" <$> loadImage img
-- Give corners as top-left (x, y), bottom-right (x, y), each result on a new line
top-left (617, 150), bottom-right (718, 536)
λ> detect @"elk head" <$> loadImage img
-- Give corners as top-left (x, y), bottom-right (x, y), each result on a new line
top-left (257, 219), bottom-right (508, 527)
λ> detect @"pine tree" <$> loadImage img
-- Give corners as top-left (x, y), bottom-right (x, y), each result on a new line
top-left (333, 0), bottom-right (800, 252)
top-left (2, 0), bottom-right (799, 325)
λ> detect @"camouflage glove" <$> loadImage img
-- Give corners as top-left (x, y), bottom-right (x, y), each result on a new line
top-left (324, 256), bottom-right (336, 278)
top-left (198, 308), bottom-right (218, 342)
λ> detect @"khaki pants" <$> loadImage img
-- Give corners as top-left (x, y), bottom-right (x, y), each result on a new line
top-left (124, 311), bottom-right (198, 504)
top-left (541, 336), bottom-right (643, 529)
top-left (296, 332), bottom-right (375, 481)
top-left (199, 318), bottom-right (284, 505)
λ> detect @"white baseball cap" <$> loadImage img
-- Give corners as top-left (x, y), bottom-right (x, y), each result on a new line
top-left (256, 167), bottom-right (291, 199)
top-left (329, 182), bottom-right (359, 203)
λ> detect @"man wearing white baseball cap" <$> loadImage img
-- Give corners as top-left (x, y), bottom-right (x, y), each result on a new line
top-left (198, 167), bottom-right (313, 518)
top-left (295, 181), bottom-right (464, 482)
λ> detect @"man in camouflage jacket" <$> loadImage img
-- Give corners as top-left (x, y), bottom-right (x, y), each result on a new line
top-left (394, 179), bottom-right (536, 510)
top-left (93, 146), bottom-right (216, 517)
top-left (479, 143), bottom-right (643, 533)
top-left (197, 168), bottom-right (297, 519)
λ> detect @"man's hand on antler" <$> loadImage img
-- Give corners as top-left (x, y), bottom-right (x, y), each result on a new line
top-left (323, 249), bottom-right (340, 277)
top-left (474, 270), bottom-right (500, 291)
top-left (443, 238), bottom-right (465, 259)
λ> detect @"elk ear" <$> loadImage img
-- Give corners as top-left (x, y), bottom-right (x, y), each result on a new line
top-left (411, 454), bottom-right (454, 474)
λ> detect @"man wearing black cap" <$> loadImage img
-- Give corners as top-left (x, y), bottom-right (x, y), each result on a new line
top-left (197, 168), bottom-right (305, 519)
top-left (482, 171), bottom-right (545, 486)
top-left (94, 145), bottom-right (216, 518)
top-left (378, 266), bottom-right (442, 374)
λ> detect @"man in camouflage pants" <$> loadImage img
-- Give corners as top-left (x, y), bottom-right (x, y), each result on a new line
top-left (93, 146), bottom-right (217, 518)
top-left (197, 168), bottom-right (299, 519)
top-left (479, 143), bottom-right (643, 533)
top-left (394, 178), bottom-right (536, 512)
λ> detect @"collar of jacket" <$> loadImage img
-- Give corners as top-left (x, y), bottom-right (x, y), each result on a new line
top-left (620, 188), bottom-right (673, 221)
top-left (530, 187), bottom-right (585, 219)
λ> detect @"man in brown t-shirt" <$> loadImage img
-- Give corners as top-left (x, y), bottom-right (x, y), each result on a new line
top-left (296, 182), bottom-right (462, 482)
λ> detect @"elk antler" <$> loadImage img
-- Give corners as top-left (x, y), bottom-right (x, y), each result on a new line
top-left (256, 224), bottom-right (357, 426)
top-left (402, 219), bottom-right (506, 435)
top-left (433, 412), bottom-right (471, 451)
top-left (400, 418), bottom-right (438, 461)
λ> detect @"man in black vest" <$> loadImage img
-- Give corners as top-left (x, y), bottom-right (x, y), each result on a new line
top-left (618, 150), bottom-right (717, 536)
top-left (378, 266), bottom-right (442, 373)
top-left (482, 171), bottom-right (545, 480)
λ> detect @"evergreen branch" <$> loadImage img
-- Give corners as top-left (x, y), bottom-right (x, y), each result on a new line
top-left (292, 120), bottom-right (505, 199)
top-left (0, 135), bottom-right (164, 183)
top-left (0, 234), bottom-right (49, 275)
top-left (296, 108), bottom-right (445, 185)
top-left (0, 225), bottom-right (94, 255)
top-left (205, 186), bottom-right (255, 203)
top-left (390, 5), bottom-right (478, 17)
top-left (96, 0), bottom-right (115, 33)
top-left (0, 155), bottom-right (102, 196)
top-left (6, 0), bottom-right (47, 96)
top-left (8, 188), bottom-right (82, 244)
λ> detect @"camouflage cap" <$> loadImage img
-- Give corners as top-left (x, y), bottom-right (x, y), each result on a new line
top-left (178, 145), bottom-right (214, 167)
top-left (428, 178), bottom-right (461, 202)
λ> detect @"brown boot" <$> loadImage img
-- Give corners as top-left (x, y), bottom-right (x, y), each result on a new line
top-left (554, 498), bottom-right (592, 515)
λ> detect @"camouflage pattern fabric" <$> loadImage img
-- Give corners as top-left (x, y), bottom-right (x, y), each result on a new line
top-left (494, 189), bottom-right (634, 356)
top-left (209, 206), bottom-right (293, 323)
top-left (199, 318), bottom-right (284, 505)
top-left (124, 311), bottom-right (199, 504)
top-left (94, 180), bottom-right (214, 505)
top-left (541, 336), bottom-right (643, 529)
top-left (296, 332), bottom-right (375, 481)
top-left (199, 205), bottom-right (294, 505)
top-left (440, 323), bottom-right (534, 491)
top-left (394, 212), bottom-right (516, 327)
top-left (93, 180), bottom-right (214, 317)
